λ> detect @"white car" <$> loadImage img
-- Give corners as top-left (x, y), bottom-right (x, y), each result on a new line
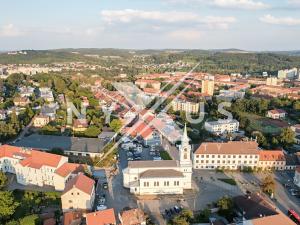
top-left (97, 205), bottom-right (107, 211)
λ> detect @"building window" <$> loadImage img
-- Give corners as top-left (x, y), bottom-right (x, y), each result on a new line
top-left (154, 181), bottom-right (159, 187)
top-left (164, 181), bottom-right (169, 186)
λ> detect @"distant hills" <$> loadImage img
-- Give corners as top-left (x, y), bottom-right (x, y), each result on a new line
top-left (0, 48), bottom-right (299, 75)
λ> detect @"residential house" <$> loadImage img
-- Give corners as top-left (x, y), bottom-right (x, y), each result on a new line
top-left (0, 110), bottom-right (7, 120)
top-left (135, 79), bottom-right (161, 90)
top-left (61, 173), bottom-right (95, 212)
top-left (63, 211), bottom-right (83, 225)
top-left (119, 208), bottom-right (146, 225)
top-left (72, 119), bottom-right (88, 132)
top-left (19, 86), bottom-right (35, 97)
top-left (39, 87), bottom-right (54, 102)
top-left (86, 209), bottom-right (117, 225)
top-left (54, 163), bottom-right (86, 191)
top-left (41, 103), bottom-right (59, 120)
top-left (267, 109), bottom-right (286, 119)
top-left (33, 115), bottom-right (50, 128)
top-left (204, 119), bottom-right (239, 135)
top-left (13, 97), bottom-right (31, 107)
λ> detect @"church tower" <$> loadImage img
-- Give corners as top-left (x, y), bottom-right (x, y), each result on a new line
top-left (180, 124), bottom-right (192, 165)
top-left (179, 124), bottom-right (192, 189)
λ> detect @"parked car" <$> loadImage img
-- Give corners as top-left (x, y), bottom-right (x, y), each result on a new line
top-left (96, 204), bottom-right (107, 211)
top-left (102, 182), bottom-right (108, 190)
top-left (153, 156), bottom-right (162, 161)
top-left (99, 197), bottom-right (105, 205)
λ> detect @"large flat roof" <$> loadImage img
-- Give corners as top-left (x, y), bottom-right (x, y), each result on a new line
top-left (14, 134), bottom-right (107, 153)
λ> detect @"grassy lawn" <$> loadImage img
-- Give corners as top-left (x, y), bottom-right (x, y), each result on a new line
top-left (239, 112), bottom-right (282, 135)
top-left (160, 151), bottom-right (172, 160)
top-left (218, 178), bottom-right (237, 186)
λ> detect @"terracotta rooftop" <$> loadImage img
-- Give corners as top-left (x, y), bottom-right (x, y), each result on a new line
top-left (86, 208), bottom-right (116, 225)
top-left (268, 109), bottom-right (286, 114)
top-left (250, 212), bottom-right (296, 225)
top-left (19, 150), bottom-right (63, 169)
top-left (259, 150), bottom-right (285, 161)
top-left (120, 208), bottom-right (146, 225)
top-left (0, 145), bottom-right (30, 159)
top-left (55, 163), bottom-right (86, 178)
top-left (140, 169), bottom-right (184, 178)
top-left (194, 141), bottom-right (259, 155)
top-left (63, 211), bottom-right (83, 225)
top-left (62, 173), bottom-right (95, 196)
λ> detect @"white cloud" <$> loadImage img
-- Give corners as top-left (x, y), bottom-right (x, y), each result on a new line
top-left (100, 9), bottom-right (236, 29)
top-left (260, 14), bottom-right (300, 26)
top-left (0, 24), bottom-right (24, 37)
top-left (167, 29), bottom-right (201, 41)
top-left (288, 0), bottom-right (300, 6)
top-left (211, 0), bottom-right (269, 10)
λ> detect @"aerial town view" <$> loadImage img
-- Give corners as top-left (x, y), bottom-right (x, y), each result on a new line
top-left (0, 1), bottom-right (300, 225)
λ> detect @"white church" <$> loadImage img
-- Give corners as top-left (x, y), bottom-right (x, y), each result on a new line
top-left (123, 125), bottom-right (193, 195)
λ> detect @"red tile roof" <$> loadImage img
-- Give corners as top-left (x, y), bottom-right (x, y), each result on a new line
top-left (194, 141), bottom-right (259, 155)
top-left (120, 208), bottom-right (146, 225)
top-left (55, 163), bottom-right (86, 178)
top-left (86, 209), bottom-right (116, 225)
top-left (62, 173), bottom-right (95, 196)
top-left (259, 150), bottom-right (285, 161)
top-left (0, 145), bottom-right (30, 159)
top-left (268, 109), bottom-right (286, 114)
top-left (19, 150), bottom-right (63, 169)
top-left (63, 211), bottom-right (83, 225)
top-left (43, 218), bottom-right (56, 225)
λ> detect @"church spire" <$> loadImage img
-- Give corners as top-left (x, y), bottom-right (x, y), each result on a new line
top-left (182, 123), bottom-right (189, 144)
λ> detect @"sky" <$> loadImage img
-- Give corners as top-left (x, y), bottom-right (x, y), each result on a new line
top-left (0, 0), bottom-right (300, 51)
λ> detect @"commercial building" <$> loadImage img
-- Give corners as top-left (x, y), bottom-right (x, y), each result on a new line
top-left (193, 141), bottom-right (260, 170)
top-left (204, 119), bottom-right (239, 135)
top-left (267, 109), bottom-right (286, 119)
top-left (33, 115), bottom-right (50, 128)
top-left (201, 77), bottom-right (215, 96)
top-left (193, 141), bottom-right (288, 171)
top-left (278, 68), bottom-right (298, 80)
top-left (171, 99), bottom-right (200, 114)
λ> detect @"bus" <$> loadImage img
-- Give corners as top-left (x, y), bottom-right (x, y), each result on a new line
top-left (288, 209), bottom-right (300, 225)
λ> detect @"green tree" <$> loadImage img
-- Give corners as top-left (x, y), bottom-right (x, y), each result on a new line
top-left (279, 128), bottom-right (295, 148)
top-left (261, 176), bottom-right (275, 195)
top-left (217, 196), bottom-right (234, 218)
top-left (0, 171), bottom-right (8, 189)
top-left (109, 119), bottom-right (122, 133)
top-left (0, 191), bottom-right (19, 219)
top-left (84, 126), bottom-right (101, 137)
